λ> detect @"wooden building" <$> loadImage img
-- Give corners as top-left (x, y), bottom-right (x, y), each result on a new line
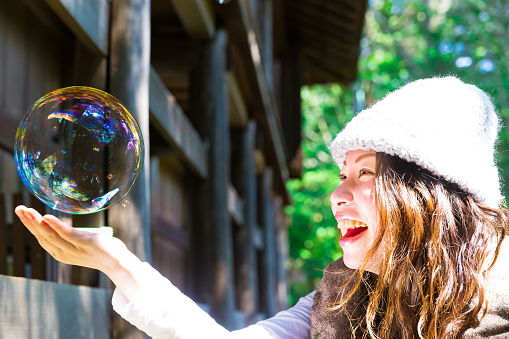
top-left (0, 0), bottom-right (367, 337)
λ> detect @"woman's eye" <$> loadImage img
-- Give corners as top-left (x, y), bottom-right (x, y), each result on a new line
top-left (360, 169), bottom-right (375, 176)
top-left (339, 174), bottom-right (347, 181)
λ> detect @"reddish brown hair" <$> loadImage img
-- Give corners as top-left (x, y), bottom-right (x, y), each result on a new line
top-left (332, 152), bottom-right (507, 338)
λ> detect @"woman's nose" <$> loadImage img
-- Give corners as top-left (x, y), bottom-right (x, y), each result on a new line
top-left (330, 181), bottom-right (353, 207)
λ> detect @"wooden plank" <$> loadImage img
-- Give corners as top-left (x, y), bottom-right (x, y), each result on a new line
top-left (151, 232), bottom-right (186, 290)
top-left (44, 0), bottom-right (109, 55)
top-left (0, 195), bottom-right (6, 275)
top-left (149, 67), bottom-right (208, 178)
top-left (152, 215), bottom-right (189, 248)
top-left (169, 0), bottom-right (215, 39)
top-left (0, 275), bottom-right (110, 338)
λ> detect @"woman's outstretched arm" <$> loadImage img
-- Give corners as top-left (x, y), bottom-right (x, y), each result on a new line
top-left (14, 205), bottom-right (144, 301)
top-left (14, 205), bottom-right (312, 338)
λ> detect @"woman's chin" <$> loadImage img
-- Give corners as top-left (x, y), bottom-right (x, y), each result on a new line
top-left (342, 254), bottom-right (362, 270)
top-left (343, 253), bottom-right (381, 274)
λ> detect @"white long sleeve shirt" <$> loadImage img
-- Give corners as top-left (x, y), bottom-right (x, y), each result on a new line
top-left (112, 263), bottom-right (314, 339)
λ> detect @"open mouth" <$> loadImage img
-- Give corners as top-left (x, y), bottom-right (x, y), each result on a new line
top-left (338, 220), bottom-right (368, 239)
top-left (342, 227), bottom-right (368, 239)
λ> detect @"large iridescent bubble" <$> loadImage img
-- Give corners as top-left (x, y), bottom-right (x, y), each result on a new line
top-left (14, 87), bottom-right (144, 214)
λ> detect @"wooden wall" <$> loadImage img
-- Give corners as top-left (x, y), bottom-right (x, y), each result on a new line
top-left (0, 0), bottom-right (295, 337)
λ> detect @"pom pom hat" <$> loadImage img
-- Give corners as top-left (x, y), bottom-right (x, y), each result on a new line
top-left (328, 76), bottom-right (502, 208)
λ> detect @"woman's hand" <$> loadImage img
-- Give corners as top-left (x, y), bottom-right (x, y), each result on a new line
top-left (15, 205), bottom-right (143, 301)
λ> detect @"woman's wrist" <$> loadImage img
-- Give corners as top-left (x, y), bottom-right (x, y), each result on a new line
top-left (95, 239), bottom-right (145, 302)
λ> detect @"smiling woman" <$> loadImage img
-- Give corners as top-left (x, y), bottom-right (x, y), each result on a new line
top-left (14, 76), bottom-right (509, 339)
top-left (313, 76), bottom-right (509, 339)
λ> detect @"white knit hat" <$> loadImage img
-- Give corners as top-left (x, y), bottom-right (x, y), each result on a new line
top-left (328, 76), bottom-right (502, 208)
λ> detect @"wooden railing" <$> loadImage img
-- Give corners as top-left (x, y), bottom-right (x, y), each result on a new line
top-left (0, 193), bottom-right (47, 280)
top-left (0, 193), bottom-right (111, 338)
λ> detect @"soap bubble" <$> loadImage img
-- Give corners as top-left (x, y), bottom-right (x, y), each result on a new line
top-left (14, 86), bottom-right (144, 214)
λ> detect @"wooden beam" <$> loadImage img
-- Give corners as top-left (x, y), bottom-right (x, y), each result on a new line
top-left (169, 0), bottom-right (215, 39)
top-left (44, 0), bottom-right (109, 55)
top-left (149, 67), bottom-right (208, 179)
top-left (228, 73), bottom-right (249, 128)
top-left (0, 275), bottom-right (110, 338)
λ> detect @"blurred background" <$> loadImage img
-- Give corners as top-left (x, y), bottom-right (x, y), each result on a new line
top-left (285, 0), bottom-right (509, 304)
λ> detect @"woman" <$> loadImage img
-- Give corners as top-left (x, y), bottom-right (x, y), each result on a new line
top-left (15, 77), bottom-right (509, 338)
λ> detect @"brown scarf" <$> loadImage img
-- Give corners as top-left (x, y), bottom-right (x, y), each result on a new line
top-left (310, 258), bottom-right (377, 339)
top-left (310, 240), bottom-right (509, 339)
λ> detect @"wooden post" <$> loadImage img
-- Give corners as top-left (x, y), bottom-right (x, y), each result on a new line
top-left (0, 195), bottom-right (6, 275)
top-left (108, 0), bottom-right (151, 338)
top-left (232, 121), bottom-right (259, 324)
top-left (274, 196), bottom-right (288, 311)
top-left (108, 0), bottom-right (151, 262)
top-left (189, 29), bottom-right (236, 329)
top-left (258, 168), bottom-right (277, 316)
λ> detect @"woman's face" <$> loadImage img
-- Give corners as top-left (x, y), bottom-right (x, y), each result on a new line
top-left (330, 149), bottom-right (385, 274)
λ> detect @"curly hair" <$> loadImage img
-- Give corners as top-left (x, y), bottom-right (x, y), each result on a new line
top-left (331, 152), bottom-right (507, 338)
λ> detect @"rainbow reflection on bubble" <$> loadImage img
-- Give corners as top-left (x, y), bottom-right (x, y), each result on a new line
top-left (14, 86), bottom-right (144, 214)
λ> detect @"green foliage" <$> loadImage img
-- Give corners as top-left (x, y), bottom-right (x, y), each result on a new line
top-left (285, 85), bottom-right (353, 305)
top-left (285, 0), bottom-right (509, 304)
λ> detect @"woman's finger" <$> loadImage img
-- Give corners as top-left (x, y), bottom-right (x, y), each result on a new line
top-left (15, 206), bottom-right (44, 237)
top-left (15, 206), bottom-right (78, 254)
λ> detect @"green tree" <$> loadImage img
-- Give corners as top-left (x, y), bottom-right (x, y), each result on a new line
top-left (286, 84), bottom-right (353, 305)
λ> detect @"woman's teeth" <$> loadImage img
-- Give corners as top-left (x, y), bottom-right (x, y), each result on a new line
top-left (337, 220), bottom-right (368, 229)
